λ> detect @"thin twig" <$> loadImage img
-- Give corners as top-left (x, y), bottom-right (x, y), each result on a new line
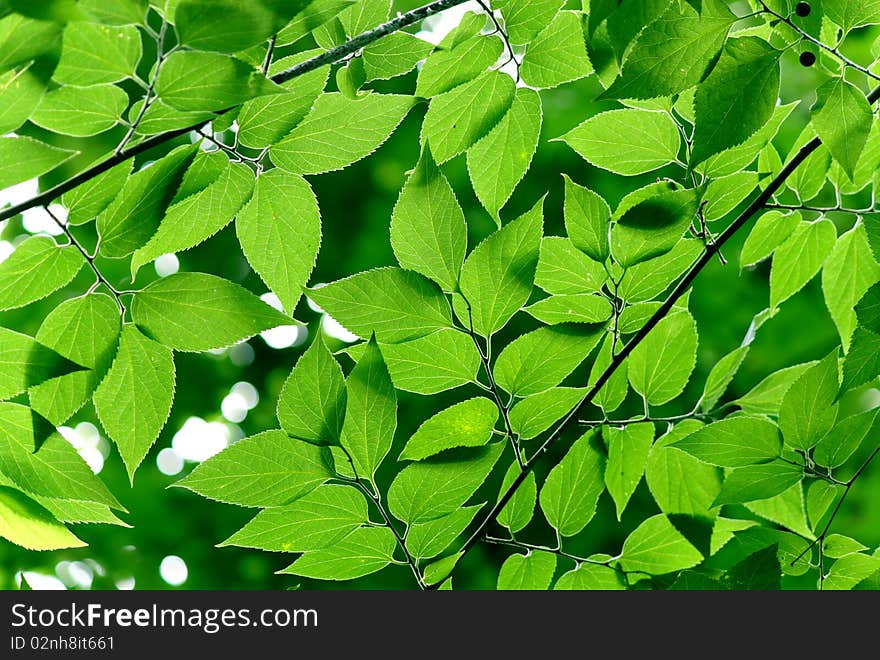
top-left (43, 207), bottom-right (126, 314)
top-left (117, 18), bottom-right (169, 154)
top-left (461, 293), bottom-right (523, 467)
top-left (483, 535), bottom-right (618, 568)
top-left (340, 449), bottom-right (426, 589)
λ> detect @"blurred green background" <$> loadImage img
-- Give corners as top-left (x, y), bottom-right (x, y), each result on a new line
top-left (1, 0), bottom-right (879, 590)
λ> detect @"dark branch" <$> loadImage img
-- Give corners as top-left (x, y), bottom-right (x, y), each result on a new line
top-left (0, 0), bottom-right (469, 225)
top-left (450, 82), bottom-right (880, 569)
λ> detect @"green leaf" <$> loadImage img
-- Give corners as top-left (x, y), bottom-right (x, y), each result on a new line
top-left (220, 484), bottom-right (368, 552)
top-left (132, 158), bottom-right (255, 277)
top-left (496, 462), bottom-right (536, 533)
top-left (539, 430), bottom-right (606, 537)
top-left (825, 0), bottom-right (880, 32)
top-left (26, 496), bottom-right (126, 528)
top-left (824, 534), bottom-right (869, 559)
top-left (842, 327), bottom-right (880, 391)
top-left (535, 237), bottom-right (607, 296)
top-left (734, 362), bottom-right (817, 416)
top-left (29, 294), bottom-right (121, 426)
top-left (812, 76), bottom-right (873, 180)
top-left (0, 487), bottom-right (85, 551)
top-left (278, 338), bottom-right (346, 446)
top-left (97, 143), bottom-right (199, 258)
top-left (604, 422), bottom-right (654, 520)
top-left (617, 302), bottom-right (663, 335)
top-left (702, 172), bottom-right (759, 222)
top-left (601, 1), bottom-right (734, 100)
top-left (672, 417), bottom-right (782, 467)
top-left (700, 345), bottom-right (749, 413)
top-left (0, 65), bottom-right (45, 134)
top-left (467, 88), bottom-right (542, 225)
top-left (619, 513), bottom-right (703, 575)
top-left (387, 443), bottom-right (503, 525)
top-left (770, 219), bottom-right (837, 308)
top-left (406, 504), bottom-right (483, 560)
top-left (746, 484), bottom-right (812, 539)
top-left (691, 37), bottom-right (780, 165)
top-left (0, 136), bottom-right (76, 190)
top-left (646, 420), bottom-right (722, 517)
top-left (132, 272), bottom-right (291, 352)
top-left (740, 210), bottom-right (801, 268)
top-left (359, 329), bottom-right (479, 395)
top-left (555, 564), bottom-right (625, 590)
top-left (0, 328), bottom-right (84, 401)
top-left (0, 402), bottom-right (121, 508)
top-left (457, 200), bottom-right (543, 337)
top-left (807, 480), bottom-right (840, 530)
top-left (521, 11), bottom-right (592, 89)
top-left (92, 326), bottom-right (174, 481)
top-left (724, 545), bottom-right (782, 589)
top-left (31, 83), bottom-right (127, 137)
top-left (422, 553), bottom-right (462, 586)
top-left (176, 430), bottom-right (333, 507)
top-left (0, 236), bottom-right (83, 312)
top-left (494, 0), bottom-right (565, 44)
top-left (497, 551), bottom-right (557, 590)
top-left (824, 554), bottom-right (880, 590)
top-left (279, 526), bottom-right (396, 581)
top-left (275, 0), bottom-right (357, 45)
top-left (610, 188), bottom-right (697, 267)
top-left (563, 176), bottom-right (611, 262)
top-left (174, 0), bottom-right (276, 52)
top-left (628, 309), bottom-right (698, 406)
top-left (270, 92), bottom-right (415, 175)
top-left (399, 398), bottom-right (497, 462)
top-left (509, 387), bottom-right (586, 441)
top-left (62, 160), bottom-right (132, 226)
top-left (53, 22), bottom-right (142, 85)
top-left (415, 32), bottom-right (503, 98)
top-left (822, 223), bottom-right (880, 351)
top-left (339, 338), bottom-right (396, 482)
top-left (778, 350), bottom-right (839, 451)
top-left (589, 334), bottom-right (629, 413)
top-left (156, 51), bottom-right (282, 112)
top-left (785, 130), bottom-right (831, 202)
top-left (713, 460), bottom-right (804, 506)
top-left (0, 14), bottom-right (62, 73)
top-left (421, 70), bottom-right (516, 164)
top-left (495, 323), bottom-right (605, 398)
top-left (390, 145), bottom-right (466, 291)
top-left (524, 294), bottom-right (612, 325)
top-left (308, 268), bottom-right (452, 344)
top-left (618, 238), bottom-right (702, 303)
top-left (814, 409), bottom-right (877, 469)
top-left (78, 0), bottom-right (146, 24)
top-left (234, 170), bottom-right (319, 314)
top-left (362, 32), bottom-right (433, 81)
top-left (558, 109), bottom-right (680, 176)
top-left (237, 51), bottom-right (330, 149)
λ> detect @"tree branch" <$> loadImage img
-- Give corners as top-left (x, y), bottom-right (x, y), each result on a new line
top-left (448, 81), bottom-right (880, 575)
top-left (0, 0), bottom-right (470, 225)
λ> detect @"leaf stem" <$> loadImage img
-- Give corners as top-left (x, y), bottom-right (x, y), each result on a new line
top-left (483, 534), bottom-right (616, 568)
top-left (43, 207), bottom-right (126, 315)
top-left (461, 293), bottom-right (523, 467)
top-left (340, 449), bottom-right (426, 589)
top-left (117, 17), bottom-right (168, 154)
